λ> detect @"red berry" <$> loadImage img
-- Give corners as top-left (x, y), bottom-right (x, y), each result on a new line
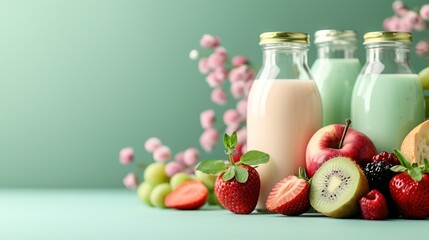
top-left (359, 189), bottom-right (389, 220)
top-left (165, 181), bottom-right (208, 210)
top-left (215, 165), bottom-right (260, 214)
top-left (232, 143), bottom-right (243, 163)
top-left (372, 151), bottom-right (399, 165)
top-left (265, 176), bottom-right (310, 216)
top-left (390, 173), bottom-right (429, 219)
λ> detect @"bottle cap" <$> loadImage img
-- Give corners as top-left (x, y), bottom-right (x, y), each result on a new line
top-left (259, 32), bottom-right (309, 45)
top-left (364, 31), bottom-right (412, 43)
top-left (314, 30), bottom-right (357, 44)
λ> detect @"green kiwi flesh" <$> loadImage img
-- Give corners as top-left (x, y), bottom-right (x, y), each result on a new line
top-left (309, 157), bottom-right (369, 218)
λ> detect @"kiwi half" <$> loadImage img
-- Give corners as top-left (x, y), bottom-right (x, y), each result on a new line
top-left (310, 157), bottom-right (369, 218)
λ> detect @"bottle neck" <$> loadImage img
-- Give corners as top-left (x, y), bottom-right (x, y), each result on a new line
top-left (316, 41), bottom-right (357, 59)
top-left (262, 43), bottom-right (308, 66)
top-left (258, 42), bottom-right (312, 80)
top-left (363, 41), bottom-right (414, 74)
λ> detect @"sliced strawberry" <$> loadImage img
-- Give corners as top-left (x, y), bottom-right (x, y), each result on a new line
top-left (265, 175), bottom-right (310, 216)
top-left (165, 181), bottom-right (208, 210)
top-left (359, 189), bottom-right (389, 220)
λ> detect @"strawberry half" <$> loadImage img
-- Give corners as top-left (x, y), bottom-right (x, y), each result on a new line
top-left (265, 169), bottom-right (310, 216)
top-left (389, 149), bottom-right (429, 219)
top-left (196, 131), bottom-right (270, 215)
top-left (359, 189), bottom-right (389, 220)
top-left (165, 181), bottom-right (208, 210)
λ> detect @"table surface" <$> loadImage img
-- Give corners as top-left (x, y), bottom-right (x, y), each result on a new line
top-left (1, 189), bottom-right (427, 240)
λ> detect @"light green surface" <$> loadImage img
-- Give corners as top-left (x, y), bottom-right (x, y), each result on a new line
top-left (0, 0), bottom-right (428, 188)
top-left (0, 189), bottom-right (427, 240)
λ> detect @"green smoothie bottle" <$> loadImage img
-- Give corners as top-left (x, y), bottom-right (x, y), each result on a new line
top-left (311, 30), bottom-right (361, 126)
top-left (351, 32), bottom-right (425, 152)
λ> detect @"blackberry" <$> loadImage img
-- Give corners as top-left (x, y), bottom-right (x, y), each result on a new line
top-left (363, 160), bottom-right (396, 195)
top-left (372, 151), bottom-right (399, 165)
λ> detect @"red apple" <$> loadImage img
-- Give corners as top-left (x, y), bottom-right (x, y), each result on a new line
top-left (305, 119), bottom-right (377, 178)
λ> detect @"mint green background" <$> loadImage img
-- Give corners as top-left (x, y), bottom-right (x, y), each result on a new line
top-left (0, 0), bottom-right (427, 188)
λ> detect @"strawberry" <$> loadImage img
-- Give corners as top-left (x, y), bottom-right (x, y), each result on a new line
top-left (215, 164), bottom-right (260, 214)
top-left (196, 131), bottom-right (269, 214)
top-left (232, 143), bottom-right (243, 163)
top-left (265, 169), bottom-right (310, 216)
top-left (389, 149), bottom-right (429, 219)
top-left (165, 181), bottom-right (208, 210)
top-left (359, 189), bottom-right (389, 220)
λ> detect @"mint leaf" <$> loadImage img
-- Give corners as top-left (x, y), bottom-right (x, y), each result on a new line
top-left (394, 149), bottom-right (411, 169)
top-left (223, 166), bottom-right (236, 181)
top-left (223, 133), bottom-right (230, 149)
top-left (230, 131), bottom-right (238, 149)
top-left (239, 150), bottom-right (269, 166)
top-left (409, 167), bottom-right (423, 181)
top-left (196, 160), bottom-right (227, 175)
top-left (235, 166), bottom-right (249, 183)
top-left (424, 159), bottom-right (429, 173)
top-left (390, 165), bottom-right (407, 172)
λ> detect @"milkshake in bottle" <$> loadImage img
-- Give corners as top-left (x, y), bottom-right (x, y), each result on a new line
top-left (247, 32), bottom-right (322, 210)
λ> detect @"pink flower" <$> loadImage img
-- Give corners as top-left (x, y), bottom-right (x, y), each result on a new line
top-left (119, 147), bottom-right (134, 165)
top-left (184, 166), bottom-right (196, 174)
top-left (414, 16), bottom-right (426, 31)
top-left (165, 161), bottom-right (183, 177)
top-left (232, 55), bottom-right (248, 67)
top-left (211, 87), bottom-right (227, 105)
top-left (199, 128), bottom-right (219, 152)
top-left (198, 58), bottom-right (210, 74)
top-left (200, 109), bottom-right (216, 129)
top-left (383, 16), bottom-right (400, 31)
top-left (207, 48), bottom-right (227, 69)
top-left (183, 148), bottom-right (199, 166)
top-left (421, 4), bottom-right (429, 20)
top-left (200, 34), bottom-right (220, 48)
top-left (392, 0), bottom-right (405, 12)
top-left (243, 80), bottom-right (254, 96)
top-left (229, 65), bottom-right (249, 83)
top-left (237, 127), bottom-right (247, 145)
top-left (144, 138), bottom-right (162, 153)
top-left (416, 40), bottom-right (429, 56)
top-left (153, 146), bottom-right (171, 162)
top-left (174, 151), bottom-right (186, 167)
top-left (236, 99), bottom-right (247, 117)
top-left (206, 67), bottom-right (227, 87)
top-left (225, 124), bottom-right (240, 135)
top-left (123, 173), bottom-right (139, 189)
top-left (223, 109), bottom-right (242, 126)
top-left (230, 81), bottom-right (246, 99)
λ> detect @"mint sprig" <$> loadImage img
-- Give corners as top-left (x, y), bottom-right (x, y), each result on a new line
top-left (391, 149), bottom-right (429, 181)
top-left (196, 131), bottom-right (269, 183)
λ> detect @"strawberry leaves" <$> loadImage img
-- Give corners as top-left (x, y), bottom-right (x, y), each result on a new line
top-left (196, 131), bottom-right (269, 183)
top-left (391, 149), bottom-right (429, 181)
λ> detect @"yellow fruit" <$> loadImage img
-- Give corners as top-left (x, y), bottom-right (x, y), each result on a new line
top-left (418, 66), bottom-right (429, 89)
top-left (400, 120), bottom-right (429, 164)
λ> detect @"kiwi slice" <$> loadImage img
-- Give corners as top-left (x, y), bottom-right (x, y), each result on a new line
top-left (310, 157), bottom-right (369, 218)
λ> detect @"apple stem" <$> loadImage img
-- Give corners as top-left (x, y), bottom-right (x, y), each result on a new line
top-left (338, 118), bottom-right (352, 149)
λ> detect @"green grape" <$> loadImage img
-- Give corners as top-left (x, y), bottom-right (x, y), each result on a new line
top-left (149, 183), bottom-right (172, 208)
top-left (137, 182), bottom-right (154, 206)
top-left (170, 173), bottom-right (193, 190)
top-left (144, 162), bottom-right (170, 186)
top-left (195, 171), bottom-right (217, 190)
top-left (207, 190), bottom-right (221, 206)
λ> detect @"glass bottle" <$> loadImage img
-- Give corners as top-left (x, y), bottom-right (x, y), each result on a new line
top-left (311, 30), bottom-right (361, 126)
top-left (247, 32), bottom-right (322, 210)
top-left (351, 31), bottom-right (425, 152)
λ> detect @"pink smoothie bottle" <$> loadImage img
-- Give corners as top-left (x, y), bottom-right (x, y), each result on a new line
top-left (247, 32), bottom-right (322, 211)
